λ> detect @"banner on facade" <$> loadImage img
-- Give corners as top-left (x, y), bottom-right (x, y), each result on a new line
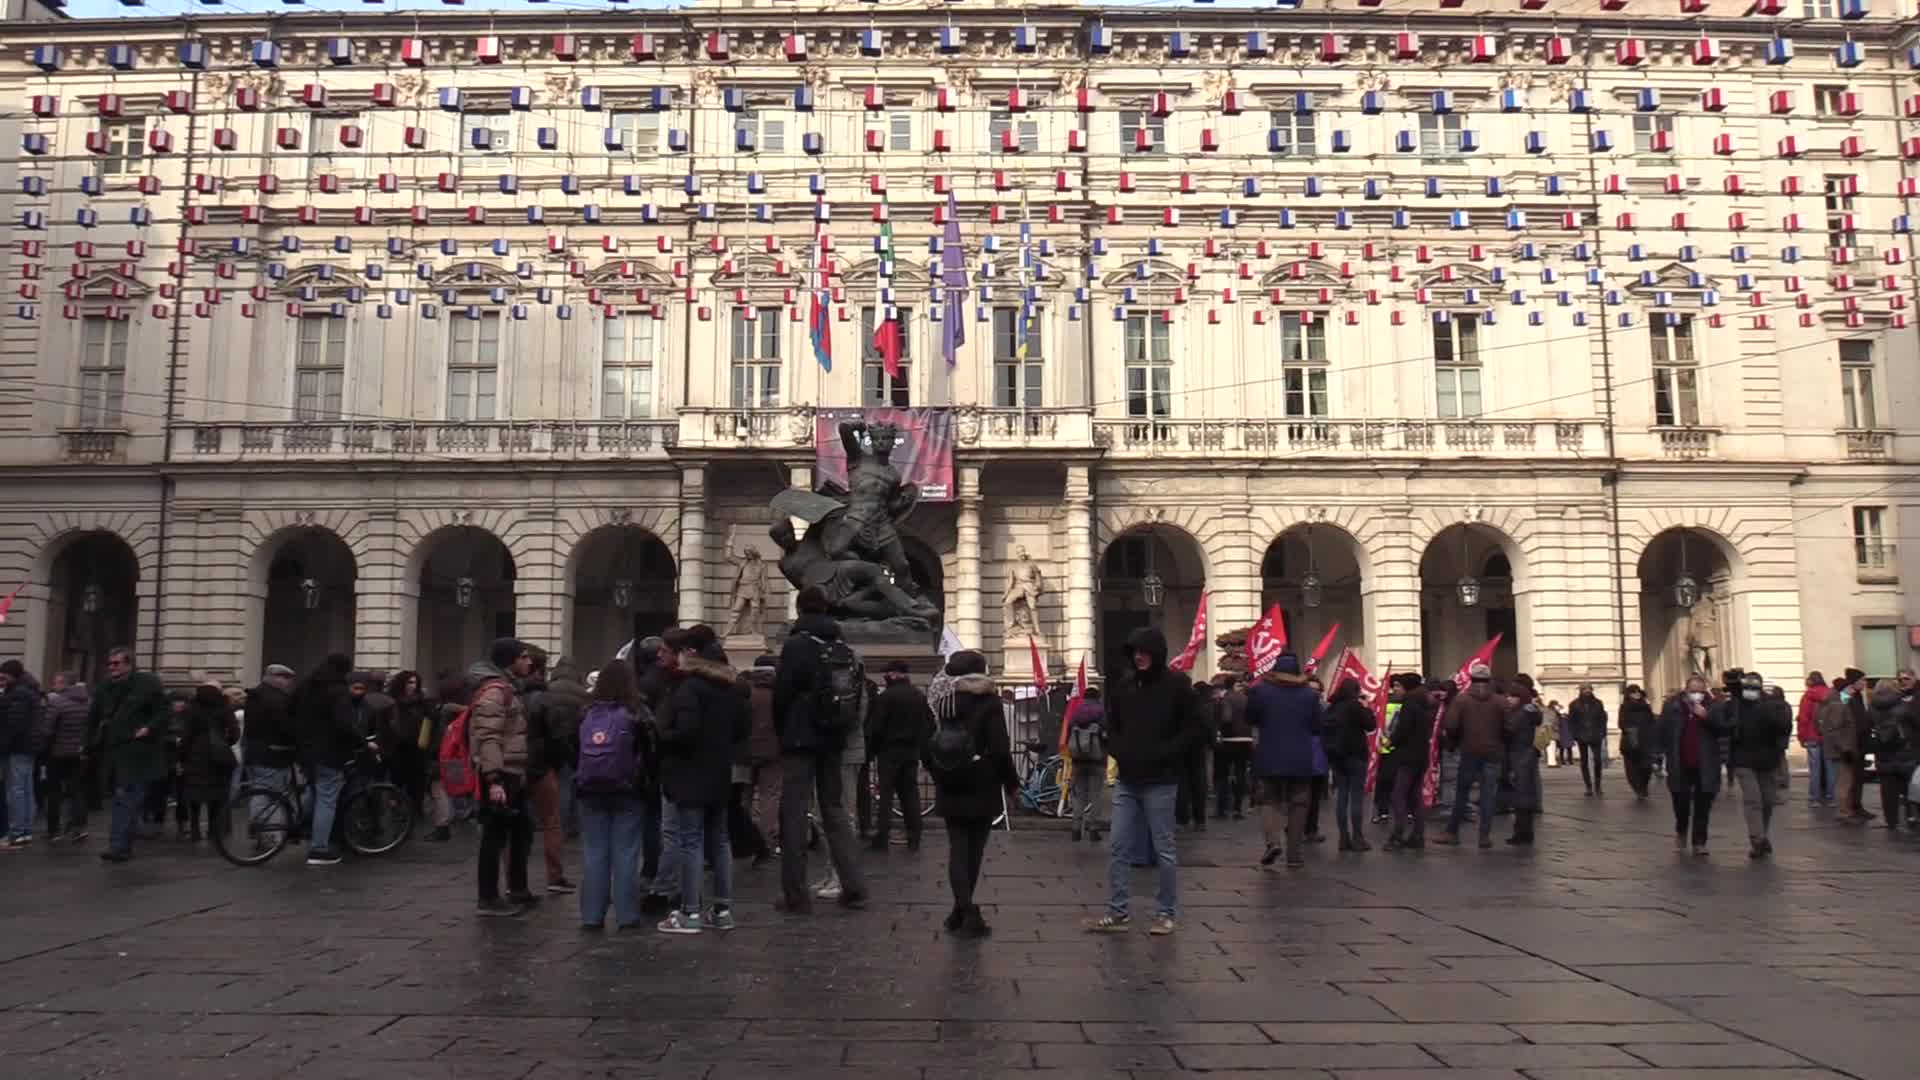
top-left (813, 407), bottom-right (955, 502)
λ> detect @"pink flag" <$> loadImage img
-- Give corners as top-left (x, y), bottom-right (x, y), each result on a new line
top-left (1168, 590), bottom-right (1209, 673)
top-left (1362, 660), bottom-right (1393, 793)
top-left (1057, 654), bottom-right (1088, 755)
top-left (0, 585), bottom-right (18, 624)
top-left (1305, 623), bottom-right (1341, 674)
top-left (1028, 634), bottom-right (1049, 694)
top-left (1422, 633), bottom-right (1504, 808)
top-left (1247, 604), bottom-right (1288, 677)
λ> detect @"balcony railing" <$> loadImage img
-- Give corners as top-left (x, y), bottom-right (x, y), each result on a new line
top-left (1655, 426), bottom-right (1716, 459)
top-left (176, 420), bottom-right (677, 462)
top-left (1843, 430), bottom-right (1891, 460)
top-left (1857, 542), bottom-right (1899, 584)
top-left (59, 428), bottom-right (130, 463)
top-left (1090, 417), bottom-right (1604, 459)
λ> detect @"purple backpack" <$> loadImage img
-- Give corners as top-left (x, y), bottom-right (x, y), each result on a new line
top-left (575, 702), bottom-right (638, 795)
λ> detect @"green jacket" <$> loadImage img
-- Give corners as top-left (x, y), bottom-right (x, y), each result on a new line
top-left (88, 670), bottom-right (171, 788)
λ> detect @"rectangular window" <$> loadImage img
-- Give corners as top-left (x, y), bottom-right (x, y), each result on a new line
top-left (1805, 0), bottom-right (1840, 16)
top-left (1631, 113), bottom-right (1675, 155)
top-left (1269, 109), bottom-right (1316, 158)
top-left (991, 306), bottom-right (1043, 407)
top-left (1280, 314), bottom-right (1329, 418)
top-left (1824, 174), bottom-right (1859, 250)
top-left (1854, 505), bottom-right (1889, 566)
top-left (730, 307), bottom-right (781, 408)
top-left (1839, 339), bottom-right (1877, 429)
top-left (608, 111), bottom-right (660, 158)
top-left (1123, 314), bottom-right (1173, 420)
top-left (1433, 314), bottom-right (1483, 418)
top-left (78, 314), bottom-right (127, 426)
top-left (445, 311), bottom-right (500, 421)
top-left (600, 314), bottom-right (656, 419)
top-left (1857, 625), bottom-right (1900, 677)
top-left (1650, 317), bottom-right (1699, 426)
top-left (860, 306), bottom-right (912, 407)
top-left (294, 315), bottom-right (347, 421)
top-left (731, 108), bottom-right (786, 153)
top-left (888, 111), bottom-right (913, 152)
top-left (461, 112), bottom-right (513, 155)
top-left (1419, 112), bottom-right (1465, 158)
top-left (1813, 85), bottom-right (1850, 118)
top-left (1118, 108), bottom-right (1167, 156)
top-left (102, 118), bottom-right (145, 177)
top-left (988, 110), bottom-right (1040, 154)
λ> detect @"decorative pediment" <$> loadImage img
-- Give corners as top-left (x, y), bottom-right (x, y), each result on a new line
top-left (843, 257), bottom-right (931, 289)
top-left (1627, 262), bottom-right (1719, 294)
top-left (1100, 258), bottom-right (1185, 289)
top-left (1415, 263), bottom-right (1498, 291)
top-left (277, 262), bottom-right (365, 294)
top-left (78, 269), bottom-right (149, 299)
top-left (1259, 260), bottom-right (1343, 289)
top-left (709, 252), bottom-right (803, 288)
top-left (444, 261), bottom-right (520, 289)
top-left (584, 260), bottom-right (674, 288)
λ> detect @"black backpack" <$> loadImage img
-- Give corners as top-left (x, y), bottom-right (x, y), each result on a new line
top-left (927, 709), bottom-right (981, 777)
top-left (808, 635), bottom-right (864, 737)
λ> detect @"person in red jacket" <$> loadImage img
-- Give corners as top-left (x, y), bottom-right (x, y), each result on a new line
top-left (1796, 672), bottom-right (1833, 806)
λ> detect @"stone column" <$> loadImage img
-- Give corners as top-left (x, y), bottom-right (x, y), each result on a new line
top-left (1365, 508), bottom-right (1424, 672)
top-left (954, 463), bottom-right (983, 648)
top-left (1064, 465), bottom-right (1096, 673)
top-left (679, 464), bottom-right (708, 626)
top-left (1207, 501), bottom-right (1260, 682)
top-left (512, 509), bottom-right (564, 659)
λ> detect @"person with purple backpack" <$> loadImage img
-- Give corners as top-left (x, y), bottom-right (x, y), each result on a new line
top-left (574, 660), bottom-right (654, 931)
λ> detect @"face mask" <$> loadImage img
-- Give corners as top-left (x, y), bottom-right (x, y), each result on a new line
top-left (1742, 689), bottom-right (1761, 701)
top-left (1840, 691), bottom-right (1853, 704)
top-left (1687, 691), bottom-right (1706, 704)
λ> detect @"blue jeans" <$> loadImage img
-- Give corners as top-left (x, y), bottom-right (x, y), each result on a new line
top-left (1805, 744), bottom-right (1836, 804)
top-left (578, 794), bottom-right (645, 928)
top-left (1332, 756), bottom-right (1369, 842)
top-left (243, 765), bottom-right (293, 837)
top-left (306, 766), bottom-right (346, 851)
top-left (674, 800), bottom-right (733, 915)
top-left (1447, 753), bottom-right (1501, 841)
top-left (1107, 781), bottom-right (1178, 920)
top-left (4, 753), bottom-right (35, 839)
top-left (645, 792), bottom-right (682, 897)
top-left (109, 782), bottom-right (144, 855)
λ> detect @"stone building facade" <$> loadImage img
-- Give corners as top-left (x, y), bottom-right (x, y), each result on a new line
top-left (2, 2), bottom-right (1918, 707)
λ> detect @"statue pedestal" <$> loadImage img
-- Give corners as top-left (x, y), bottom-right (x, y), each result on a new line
top-left (774, 620), bottom-right (946, 681)
top-left (724, 633), bottom-right (772, 665)
top-left (1002, 641), bottom-right (1052, 686)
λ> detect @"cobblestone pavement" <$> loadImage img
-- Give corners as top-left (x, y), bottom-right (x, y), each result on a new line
top-left (2, 767), bottom-right (1914, 1080)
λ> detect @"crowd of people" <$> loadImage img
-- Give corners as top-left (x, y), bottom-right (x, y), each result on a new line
top-left (3, 617), bottom-right (1916, 932)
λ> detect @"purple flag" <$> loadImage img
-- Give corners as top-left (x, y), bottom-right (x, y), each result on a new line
top-left (940, 191), bottom-right (965, 368)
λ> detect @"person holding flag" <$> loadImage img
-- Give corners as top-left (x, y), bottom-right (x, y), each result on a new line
top-left (1383, 676), bottom-right (1441, 852)
top-left (1323, 673), bottom-right (1378, 852)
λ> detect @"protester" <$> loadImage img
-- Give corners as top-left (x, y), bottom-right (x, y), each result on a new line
top-left (1726, 670), bottom-right (1791, 858)
top-left (867, 659), bottom-right (932, 852)
top-left (1086, 628), bottom-right (1199, 935)
top-left (575, 660), bottom-right (650, 931)
top-left (742, 654), bottom-right (780, 867)
top-left (1820, 669), bottom-right (1870, 823)
top-left (381, 671), bottom-right (434, 818)
top-left (1383, 675), bottom-right (1437, 852)
top-left (525, 652), bottom-right (581, 896)
top-left (544, 660), bottom-right (589, 841)
top-left (1300, 675), bottom-right (1329, 844)
top-left (41, 672), bottom-right (91, 843)
top-left (294, 654), bottom-right (360, 866)
top-left (1239, 653), bottom-right (1327, 870)
top-left (633, 636), bottom-right (680, 914)
top-left (1323, 677), bottom-right (1376, 852)
top-left (925, 650), bottom-right (1018, 936)
top-left (1373, 680), bottom-right (1404, 825)
top-left (425, 670), bottom-right (467, 841)
top-left (772, 586), bottom-right (867, 914)
top-left (178, 682), bottom-right (239, 845)
top-left (1066, 686), bottom-right (1109, 843)
top-left (471, 638), bottom-right (537, 916)
top-left (1659, 674), bottom-right (1731, 855)
top-left (89, 647), bottom-right (169, 862)
top-left (656, 625), bottom-right (749, 934)
top-left (1503, 678), bottom-right (1544, 846)
top-left (1795, 672), bottom-right (1833, 806)
top-left (1569, 684), bottom-right (1608, 796)
top-left (1617, 685), bottom-right (1656, 799)
top-left (1441, 662), bottom-right (1505, 849)
top-left (1174, 681), bottom-right (1215, 832)
top-left (0, 660), bottom-right (45, 847)
top-left (1212, 677), bottom-right (1253, 820)
top-left (1869, 678), bottom-right (1918, 829)
top-left (1549, 698), bottom-right (1572, 767)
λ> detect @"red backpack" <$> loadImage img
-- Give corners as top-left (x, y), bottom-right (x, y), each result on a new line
top-left (438, 679), bottom-right (504, 800)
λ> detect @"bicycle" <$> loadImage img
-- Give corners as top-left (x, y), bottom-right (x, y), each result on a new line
top-left (214, 745), bottom-right (414, 867)
top-left (994, 741), bottom-right (1065, 826)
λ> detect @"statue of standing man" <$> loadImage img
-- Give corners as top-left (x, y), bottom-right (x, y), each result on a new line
top-left (1002, 544), bottom-right (1046, 642)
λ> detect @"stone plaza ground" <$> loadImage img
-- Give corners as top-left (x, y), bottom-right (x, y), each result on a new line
top-left (1, 767), bottom-right (1914, 1080)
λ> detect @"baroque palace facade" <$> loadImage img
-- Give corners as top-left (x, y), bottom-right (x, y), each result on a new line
top-left (1, 0), bottom-right (1918, 705)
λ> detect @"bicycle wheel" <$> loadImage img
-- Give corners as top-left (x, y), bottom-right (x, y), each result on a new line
top-left (1028, 758), bottom-right (1066, 817)
top-left (213, 785), bottom-right (297, 867)
top-left (341, 782), bottom-right (414, 856)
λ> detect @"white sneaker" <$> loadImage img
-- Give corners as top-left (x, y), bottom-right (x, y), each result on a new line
top-left (813, 879), bottom-right (843, 901)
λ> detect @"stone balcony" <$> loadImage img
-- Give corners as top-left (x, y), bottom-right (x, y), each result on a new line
top-left (1088, 417), bottom-right (1605, 461)
top-left (174, 419), bottom-right (678, 463)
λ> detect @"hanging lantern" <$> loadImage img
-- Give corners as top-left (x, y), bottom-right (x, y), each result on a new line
top-left (80, 584), bottom-right (102, 615)
top-left (1300, 571), bottom-right (1323, 609)
top-left (300, 578), bottom-right (321, 611)
top-left (1673, 572), bottom-right (1699, 610)
top-left (1457, 576), bottom-right (1482, 608)
top-left (613, 579), bottom-right (634, 609)
top-left (455, 577), bottom-right (476, 609)
top-left (1141, 570), bottom-right (1165, 609)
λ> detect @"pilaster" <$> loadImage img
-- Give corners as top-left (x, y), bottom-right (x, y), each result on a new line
top-left (679, 465), bottom-right (709, 626)
top-left (954, 463), bottom-right (983, 648)
top-left (1064, 464), bottom-right (1096, 673)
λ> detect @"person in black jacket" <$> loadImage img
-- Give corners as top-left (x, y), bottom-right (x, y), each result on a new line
top-left (867, 659), bottom-right (932, 852)
top-left (655, 625), bottom-right (750, 934)
top-left (1568, 684), bottom-right (1609, 796)
top-left (243, 665), bottom-right (299, 800)
top-left (1323, 678), bottom-right (1377, 852)
top-left (1085, 627), bottom-right (1201, 937)
top-left (1384, 677), bottom-right (1440, 852)
top-left (293, 653), bottom-right (364, 866)
top-left (771, 587), bottom-right (867, 914)
top-left (178, 683), bottom-right (238, 844)
top-left (925, 650), bottom-right (1018, 936)
top-left (1724, 669), bottom-right (1791, 858)
top-left (1617, 685), bottom-right (1657, 799)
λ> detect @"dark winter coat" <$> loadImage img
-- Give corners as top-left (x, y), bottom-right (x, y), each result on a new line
top-left (1104, 628), bottom-right (1202, 787)
top-left (180, 686), bottom-right (240, 804)
top-left (927, 672), bottom-right (1018, 821)
top-left (1248, 669), bottom-right (1327, 779)
top-left (773, 612), bottom-right (854, 755)
top-left (1385, 694), bottom-right (1435, 775)
top-left (1504, 703), bottom-right (1544, 812)
top-left (90, 670), bottom-right (171, 788)
top-left (1868, 686), bottom-right (1920, 773)
top-left (743, 667), bottom-right (779, 765)
top-left (242, 682), bottom-right (298, 769)
top-left (46, 683), bottom-right (91, 760)
top-left (518, 677), bottom-right (553, 779)
top-left (1618, 697), bottom-right (1657, 759)
top-left (1322, 684), bottom-right (1377, 765)
top-left (1066, 699), bottom-right (1108, 763)
top-left (1446, 685), bottom-right (1508, 758)
top-left (530, 673), bottom-right (589, 780)
top-left (1657, 692), bottom-right (1731, 795)
top-left (1568, 695), bottom-right (1608, 744)
top-left (387, 694), bottom-right (435, 755)
top-left (293, 663), bottom-right (360, 771)
top-left (0, 676), bottom-right (39, 756)
top-left (867, 678), bottom-right (933, 755)
top-left (1727, 692), bottom-right (1793, 771)
top-left (657, 650), bottom-right (750, 807)
top-left (1217, 688), bottom-right (1252, 741)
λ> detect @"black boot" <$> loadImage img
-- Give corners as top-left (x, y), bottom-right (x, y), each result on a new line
top-left (962, 905), bottom-right (992, 937)
top-left (425, 825), bottom-right (451, 842)
top-left (943, 905), bottom-right (966, 932)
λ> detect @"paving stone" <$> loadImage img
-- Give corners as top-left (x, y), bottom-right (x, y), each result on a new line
top-left (1178, 1043), bottom-right (1446, 1070)
top-left (1622, 1043), bottom-right (1816, 1068)
top-left (1080, 1021), bottom-right (1268, 1044)
top-left (1508, 1023), bottom-right (1745, 1045)
top-left (1522, 1071), bottom-right (1846, 1080)
top-left (1260, 1023), bottom-right (1519, 1044)
top-left (1424, 1043), bottom-right (1645, 1068)
top-left (1031, 1042), bottom-right (1178, 1069)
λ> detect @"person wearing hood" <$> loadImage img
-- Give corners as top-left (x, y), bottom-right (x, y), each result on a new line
top-left (42, 673), bottom-right (92, 843)
top-left (1869, 677), bottom-right (1919, 829)
top-left (1323, 676), bottom-right (1377, 853)
top-left (1617, 685), bottom-right (1658, 799)
top-left (523, 650), bottom-right (579, 897)
top-left (1795, 672), bottom-right (1834, 807)
top-left (655, 625), bottom-right (750, 934)
top-left (1658, 674), bottom-right (1734, 856)
top-left (294, 654), bottom-right (363, 866)
top-left (178, 682), bottom-right (240, 845)
top-left (1383, 675), bottom-right (1439, 851)
top-left (0, 660), bottom-right (45, 846)
top-left (1066, 686), bottom-right (1110, 843)
top-left (924, 650), bottom-right (1018, 936)
top-left (1086, 627), bottom-right (1202, 935)
top-left (772, 587), bottom-right (868, 914)
top-left (1240, 654), bottom-right (1326, 870)
top-left (1725, 669), bottom-right (1792, 858)
top-left (867, 659), bottom-right (933, 852)
top-left (743, 655), bottom-right (780, 867)
top-left (471, 637), bottom-right (537, 916)
top-left (1441, 662), bottom-right (1506, 849)
top-left (1502, 678), bottom-right (1545, 847)
top-left (1568, 684), bottom-right (1609, 796)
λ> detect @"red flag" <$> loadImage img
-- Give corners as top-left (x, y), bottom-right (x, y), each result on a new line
top-left (1363, 659), bottom-right (1393, 793)
top-left (873, 316), bottom-right (901, 380)
top-left (1057, 654), bottom-right (1088, 755)
top-left (1027, 634), bottom-right (1049, 694)
top-left (1305, 622), bottom-right (1340, 674)
top-left (1167, 590), bottom-right (1209, 672)
top-left (1247, 603), bottom-right (1288, 676)
top-left (1423, 633), bottom-right (1504, 808)
top-left (0, 585), bottom-right (18, 625)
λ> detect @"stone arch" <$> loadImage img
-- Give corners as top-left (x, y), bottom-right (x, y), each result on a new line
top-left (1415, 515), bottom-right (1532, 678)
top-left (1096, 514), bottom-right (1210, 678)
top-left (33, 528), bottom-right (143, 684)
top-left (24, 512), bottom-right (160, 677)
top-left (403, 519), bottom-right (523, 678)
top-left (1620, 510), bottom-right (1753, 592)
top-left (245, 524), bottom-right (360, 681)
top-left (566, 523), bottom-right (679, 667)
top-left (1259, 518), bottom-right (1371, 661)
top-left (1633, 523), bottom-right (1747, 692)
